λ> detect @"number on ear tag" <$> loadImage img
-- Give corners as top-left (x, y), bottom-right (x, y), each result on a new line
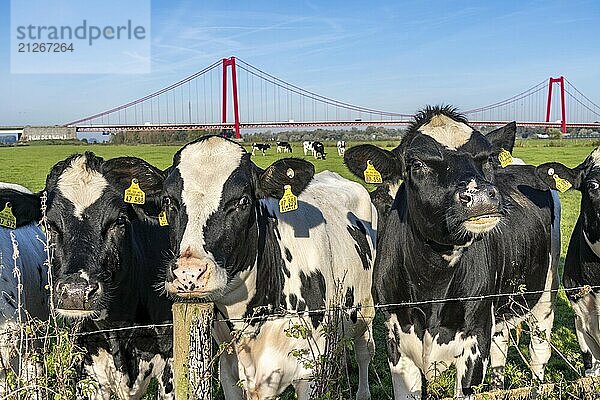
top-left (0, 202), bottom-right (17, 229)
top-left (364, 160), bottom-right (383, 184)
top-left (553, 174), bottom-right (572, 193)
top-left (279, 185), bottom-right (298, 213)
top-left (158, 211), bottom-right (169, 226)
top-left (498, 148), bottom-right (513, 168)
top-left (124, 179), bottom-right (146, 205)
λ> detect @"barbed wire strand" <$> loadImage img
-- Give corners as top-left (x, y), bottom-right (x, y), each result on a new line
top-left (9, 283), bottom-right (596, 342)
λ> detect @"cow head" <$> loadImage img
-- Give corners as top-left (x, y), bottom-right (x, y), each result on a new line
top-left (536, 147), bottom-right (600, 237)
top-left (42, 152), bottom-right (165, 319)
top-left (345, 106), bottom-right (518, 246)
top-left (162, 135), bottom-right (314, 300)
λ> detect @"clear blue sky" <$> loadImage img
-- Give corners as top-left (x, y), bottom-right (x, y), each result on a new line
top-left (1, 0), bottom-right (598, 125)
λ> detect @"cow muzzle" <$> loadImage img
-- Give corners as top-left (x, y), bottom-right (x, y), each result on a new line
top-left (165, 257), bottom-right (223, 299)
top-left (455, 182), bottom-right (502, 234)
top-left (55, 274), bottom-right (103, 318)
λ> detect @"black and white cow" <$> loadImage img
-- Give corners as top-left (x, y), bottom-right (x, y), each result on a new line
top-left (536, 147), bottom-right (600, 377)
top-left (11, 154), bottom-right (174, 399)
top-left (302, 141), bottom-right (314, 156)
top-left (161, 135), bottom-right (376, 399)
top-left (337, 140), bottom-right (346, 156)
top-left (0, 183), bottom-right (48, 395)
top-left (276, 141), bottom-right (292, 153)
top-left (344, 106), bottom-right (560, 398)
top-left (252, 143), bottom-right (271, 156)
top-left (313, 141), bottom-right (326, 160)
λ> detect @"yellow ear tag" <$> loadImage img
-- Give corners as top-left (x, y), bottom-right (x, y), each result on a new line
top-left (364, 160), bottom-right (383, 184)
top-left (279, 185), bottom-right (298, 213)
top-left (553, 174), bottom-right (572, 193)
top-left (0, 202), bottom-right (17, 229)
top-left (124, 179), bottom-right (146, 205)
top-left (498, 148), bottom-right (513, 168)
top-left (158, 211), bottom-right (169, 226)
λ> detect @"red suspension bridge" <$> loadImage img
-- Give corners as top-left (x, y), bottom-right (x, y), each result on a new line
top-left (66, 56), bottom-right (600, 138)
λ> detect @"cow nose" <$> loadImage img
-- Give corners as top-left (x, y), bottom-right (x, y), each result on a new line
top-left (171, 263), bottom-right (209, 292)
top-left (56, 278), bottom-right (102, 311)
top-left (455, 183), bottom-right (500, 214)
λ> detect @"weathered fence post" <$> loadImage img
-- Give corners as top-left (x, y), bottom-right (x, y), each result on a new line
top-left (172, 302), bottom-right (214, 400)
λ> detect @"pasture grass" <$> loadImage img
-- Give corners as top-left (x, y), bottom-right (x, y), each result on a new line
top-left (0, 139), bottom-right (596, 398)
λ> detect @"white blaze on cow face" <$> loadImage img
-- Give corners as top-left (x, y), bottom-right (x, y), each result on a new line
top-left (419, 114), bottom-right (474, 150)
top-left (170, 137), bottom-right (245, 297)
top-left (57, 155), bottom-right (108, 220)
top-left (591, 147), bottom-right (600, 165)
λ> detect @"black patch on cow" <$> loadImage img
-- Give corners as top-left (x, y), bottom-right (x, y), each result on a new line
top-left (345, 287), bottom-right (358, 323)
top-left (162, 361), bottom-right (174, 394)
top-left (284, 247), bottom-right (293, 262)
top-left (201, 166), bottom-right (260, 282)
top-left (289, 293), bottom-right (298, 310)
top-left (299, 270), bottom-right (326, 328)
top-left (583, 351), bottom-right (593, 371)
top-left (347, 222), bottom-right (372, 270)
top-left (143, 362), bottom-right (154, 380)
top-left (244, 207), bottom-right (286, 324)
top-left (297, 299), bottom-right (306, 312)
top-left (387, 320), bottom-right (402, 366)
top-left (344, 287), bottom-right (354, 308)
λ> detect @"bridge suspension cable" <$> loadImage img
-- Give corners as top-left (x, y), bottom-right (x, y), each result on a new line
top-left (64, 56), bottom-right (600, 135)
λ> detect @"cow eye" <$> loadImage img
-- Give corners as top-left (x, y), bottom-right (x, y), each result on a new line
top-left (162, 196), bottom-right (172, 209)
top-left (237, 196), bottom-right (251, 210)
top-left (115, 216), bottom-right (128, 226)
top-left (410, 159), bottom-right (425, 170)
top-left (588, 181), bottom-right (600, 191)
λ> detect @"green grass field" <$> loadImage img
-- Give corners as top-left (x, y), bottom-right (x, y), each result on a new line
top-left (0, 140), bottom-right (596, 398)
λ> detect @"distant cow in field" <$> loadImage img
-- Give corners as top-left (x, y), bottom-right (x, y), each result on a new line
top-left (276, 141), bottom-right (292, 153)
top-left (337, 140), bottom-right (346, 156)
top-left (161, 135), bottom-right (377, 399)
top-left (313, 141), bottom-right (326, 159)
top-left (536, 147), bottom-right (600, 377)
top-left (345, 106), bottom-right (560, 398)
top-left (0, 183), bottom-right (48, 395)
top-left (10, 154), bottom-right (174, 399)
top-left (302, 141), bottom-right (314, 156)
top-left (252, 143), bottom-right (271, 156)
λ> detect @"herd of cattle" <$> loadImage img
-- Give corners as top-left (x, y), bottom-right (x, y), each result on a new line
top-left (1, 105), bottom-right (599, 399)
top-left (252, 140), bottom-right (346, 159)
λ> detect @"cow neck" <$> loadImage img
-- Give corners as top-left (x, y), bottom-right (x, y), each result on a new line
top-left (217, 202), bottom-right (287, 331)
top-left (405, 219), bottom-right (472, 287)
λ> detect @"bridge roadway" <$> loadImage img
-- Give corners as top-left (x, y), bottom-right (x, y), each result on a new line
top-left (72, 120), bottom-right (600, 132)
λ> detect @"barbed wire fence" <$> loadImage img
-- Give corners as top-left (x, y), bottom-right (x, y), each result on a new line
top-left (1, 199), bottom-right (600, 398)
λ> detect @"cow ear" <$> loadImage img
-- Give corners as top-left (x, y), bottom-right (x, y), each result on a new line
top-left (344, 144), bottom-right (402, 184)
top-left (535, 161), bottom-right (586, 191)
top-left (486, 122), bottom-right (516, 154)
top-left (0, 188), bottom-right (41, 227)
top-left (256, 158), bottom-right (315, 199)
top-left (102, 157), bottom-right (166, 220)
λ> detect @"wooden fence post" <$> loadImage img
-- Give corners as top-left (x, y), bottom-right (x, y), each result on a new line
top-left (172, 302), bottom-right (214, 400)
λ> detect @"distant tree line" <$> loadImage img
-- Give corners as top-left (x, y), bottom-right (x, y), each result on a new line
top-left (110, 129), bottom-right (216, 144)
top-left (242, 126), bottom-right (405, 143)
